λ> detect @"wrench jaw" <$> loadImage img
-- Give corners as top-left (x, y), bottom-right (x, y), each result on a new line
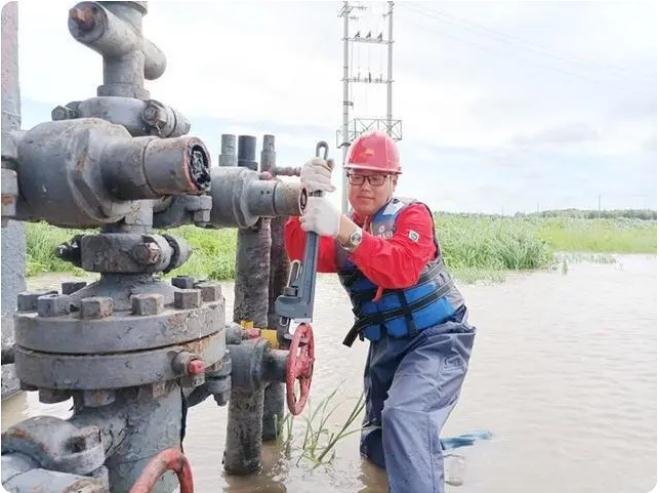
top-left (274, 140), bottom-right (332, 331)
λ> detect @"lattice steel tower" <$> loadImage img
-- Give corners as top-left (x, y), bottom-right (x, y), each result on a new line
top-left (337, 1), bottom-right (402, 213)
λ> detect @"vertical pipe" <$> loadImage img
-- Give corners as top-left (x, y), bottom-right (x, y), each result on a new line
top-left (237, 135), bottom-right (257, 171)
top-left (224, 387), bottom-right (265, 474)
top-left (341, 1), bottom-right (350, 214)
top-left (226, 135), bottom-right (271, 472)
top-left (219, 134), bottom-right (237, 167)
top-left (1, 2), bottom-right (25, 400)
top-left (386, 1), bottom-right (394, 136)
top-left (260, 135), bottom-right (286, 441)
top-left (90, 386), bottom-right (181, 492)
top-left (260, 134), bottom-right (275, 174)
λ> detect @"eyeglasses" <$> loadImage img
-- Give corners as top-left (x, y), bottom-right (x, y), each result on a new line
top-left (347, 173), bottom-right (390, 187)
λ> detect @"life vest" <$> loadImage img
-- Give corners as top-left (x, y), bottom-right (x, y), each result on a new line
top-left (337, 198), bottom-right (465, 346)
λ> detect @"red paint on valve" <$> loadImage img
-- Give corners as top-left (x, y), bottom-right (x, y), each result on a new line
top-left (286, 323), bottom-right (315, 415)
top-left (187, 359), bottom-right (205, 375)
top-left (129, 448), bottom-right (194, 493)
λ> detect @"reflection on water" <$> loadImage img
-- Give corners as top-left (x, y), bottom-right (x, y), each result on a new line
top-left (4, 255), bottom-right (656, 492)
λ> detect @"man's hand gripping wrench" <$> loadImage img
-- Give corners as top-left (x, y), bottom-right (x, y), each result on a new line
top-left (275, 141), bottom-right (334, 326)
top-left (275, 141), bottom-right (334, 415)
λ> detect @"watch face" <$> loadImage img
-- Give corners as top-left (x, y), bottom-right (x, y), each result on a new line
top-left (350, 229), bottom-right (363, 246)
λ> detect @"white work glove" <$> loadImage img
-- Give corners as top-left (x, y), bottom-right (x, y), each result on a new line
top-left (300, 158), bottom-right (335, 194)
top-left (300, 196), bottom-right (340, 238)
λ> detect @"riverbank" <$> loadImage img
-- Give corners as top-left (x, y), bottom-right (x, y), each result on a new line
top-left (25, 214), bottom-right (656, 282)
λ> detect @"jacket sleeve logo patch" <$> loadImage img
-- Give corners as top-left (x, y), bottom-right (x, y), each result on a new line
top-left (408, 230), bottom-right (419, 242)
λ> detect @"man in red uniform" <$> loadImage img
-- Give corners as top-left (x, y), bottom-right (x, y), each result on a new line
top-left (285, 131), bottom-right (475, 493)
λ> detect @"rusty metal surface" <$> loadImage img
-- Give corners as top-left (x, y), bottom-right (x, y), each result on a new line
top-left (79, 234), bottom-right (174, 273)
top-left (285, 323), bottom-right (315, 415)
top-left (63, 274), bottom-right (175, 311)
top-left (268, 216), bottom-right (291, 341)
top-left (223, 387), bottom-right (264, 476)
top-left (142, 136), bottom-right (210, 195)
top-left (17, 119), bottom-right (134, 226)
top-left (14, 331), bottom-right (225, 390)
top-left (68, 1), bottom-right (165, 99)
top-left (76, 384), bottom-right (182, 493)
top-left (233, 220), bottom-right (271, 327)
top-left (2, 4), bottom-right (224, 493)
top-left (152, 195), bottom-right (212, 228)
top-left (16, 119), bottom-right (210, 227)
top-left (15, 298), bottom-right (224, 354)
top-left (1, 416), bottom-right (105, 475)
top-left (271, 165), bottom-right (301, 177)
top-left (209, 167), bottom-right (303, 228)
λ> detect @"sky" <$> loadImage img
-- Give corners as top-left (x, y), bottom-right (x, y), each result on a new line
top-left (16, 1), bottom-right (657, 214)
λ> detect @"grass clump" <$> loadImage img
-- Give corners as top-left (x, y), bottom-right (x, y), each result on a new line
top-left (276, 389), bottom-right (365, 468)
top-left (435, 214), bottom-right (554, 278)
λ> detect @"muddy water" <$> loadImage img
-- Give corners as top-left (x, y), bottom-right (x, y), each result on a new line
top-left (3, 255), bottom-right (656, 492)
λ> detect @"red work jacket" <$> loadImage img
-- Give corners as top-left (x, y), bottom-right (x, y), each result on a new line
top-left (284, 203), bottom-right (437, 290)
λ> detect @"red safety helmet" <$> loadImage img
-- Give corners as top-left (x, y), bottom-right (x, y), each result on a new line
top-left (344, 131), bottom-right (401, 174)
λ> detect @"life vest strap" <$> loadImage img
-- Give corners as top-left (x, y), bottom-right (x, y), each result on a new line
top-left (345, 260), bottom-right (445, 305)
top-left (342, 279), bottom-right (455, 347)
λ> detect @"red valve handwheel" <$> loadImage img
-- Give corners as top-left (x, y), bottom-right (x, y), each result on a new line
top-left (286, 322), bottom-right (315, 415)
top-left (129, 448), bottom-right (194, 493)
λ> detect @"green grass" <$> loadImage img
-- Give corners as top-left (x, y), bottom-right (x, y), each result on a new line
top-left (25, 222), bottom-right (87, 277)
top-left (534, 217), bottom-right (656, 253)
top-left (276, 388), bottom-right (365, 468)
top-left (436, 214), bottom-right (555, 275)
top-left (165, 226), bottom-right (237, 280)
top-left (23, 214), bottom-right (656, 282)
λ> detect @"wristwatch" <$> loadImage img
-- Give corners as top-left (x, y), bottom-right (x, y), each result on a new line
top-left (341, 227), bottom-right (363, 252)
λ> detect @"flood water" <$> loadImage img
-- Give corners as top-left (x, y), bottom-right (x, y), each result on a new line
top-left (3, 254), bottom-right (656, 492)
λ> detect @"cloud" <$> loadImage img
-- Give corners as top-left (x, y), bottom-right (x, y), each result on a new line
top-left (15, 1), bottom-right (657, 214)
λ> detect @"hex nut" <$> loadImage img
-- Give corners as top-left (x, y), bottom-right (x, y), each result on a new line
top-left (195, 281), bottom-right (222, 302)
top-left (171, 276), bottom-right (195, 289)
top-left (131, 242), bottom-right (161, 265)
top-left (80, 297), bottom-right (113, 319)
top-left (174, 289), bottom-right (202, 309)
top-left (17, 290), bottom-right (58, 312)
top-left (193, 210), bottom-right (210, 223)
top-left (131, 293), bottom-right (164, 315)
top-left (61, 281), bottom-right (88, 295)
top-left (37, 294), bottom-right (72, 318)
top-left (51, 105), bottom-right (76, 121)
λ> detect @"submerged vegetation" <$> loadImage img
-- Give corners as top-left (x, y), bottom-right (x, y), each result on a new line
top-left (276, 389), bottom-right (365, 468)
top-left (23, 210), bottom-right (656, 282)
